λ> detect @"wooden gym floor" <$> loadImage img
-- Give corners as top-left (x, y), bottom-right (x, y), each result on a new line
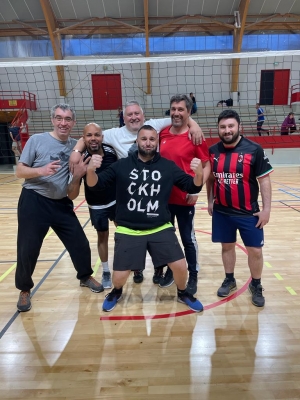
top-left (0, 166), bottom-right (299, 400)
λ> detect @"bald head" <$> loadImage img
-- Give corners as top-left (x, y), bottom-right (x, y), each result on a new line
top-left (83, 123), bottom-right (103, 154)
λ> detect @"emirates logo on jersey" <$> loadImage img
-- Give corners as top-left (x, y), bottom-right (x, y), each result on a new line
top-left (238, 154), bottom-right (244, 163)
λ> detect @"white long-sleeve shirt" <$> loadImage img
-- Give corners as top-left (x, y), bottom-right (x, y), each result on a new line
top-left (102, 118), bottom-right (171, 159)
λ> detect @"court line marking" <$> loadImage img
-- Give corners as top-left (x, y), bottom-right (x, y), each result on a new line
top-left (272, 181), bottom-right (300, 192)
top-left (274, 273), bottom-right (283, 281)
top-left (0, 216), bottom-right (93, 340)
top-left (0, 198), bottom-right (87, 283)
top-left (101, 230), bottom-right (252, 321)
top-left (286, 287), bottom-right (297, 295)
top-left (264, 262), bottom-right (272, 268)
top-left (279, 200), bottom-right (300, 213)
top-left (278, 189), bottom-right (300, 200)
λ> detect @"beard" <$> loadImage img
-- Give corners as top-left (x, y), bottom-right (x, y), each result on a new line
top-left (86, 143), bottom-right (101, 153)
top-left (219, 130), bottom-right (240, 145)
top-left (171, 116), bottom-right (184, 127)
top-left (138, 146), bottom-right (157, 158)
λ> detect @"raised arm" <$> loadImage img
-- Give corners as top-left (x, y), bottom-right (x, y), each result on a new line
top-left (148, 116), bottom-right (205, 145)
top-left (190, 158), bottom-right (203, 186)
top-left (86, 154), bottom-right (102, 188)
top-left (69, 138), bottom-right (86, 167)
top-left (67, 155), bottom-right (90, 200)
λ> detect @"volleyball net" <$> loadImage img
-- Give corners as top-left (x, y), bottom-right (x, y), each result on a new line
top-left (0, 50), bottom-right (300, 164)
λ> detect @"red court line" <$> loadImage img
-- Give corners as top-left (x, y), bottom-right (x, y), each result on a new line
top-left (73, 199), bottom-right (86, 211)
top-left (100, 230), bottom-right (251, 321)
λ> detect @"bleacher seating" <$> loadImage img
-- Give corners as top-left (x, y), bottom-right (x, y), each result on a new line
top-left (26, 105), bottom-right (297, 139)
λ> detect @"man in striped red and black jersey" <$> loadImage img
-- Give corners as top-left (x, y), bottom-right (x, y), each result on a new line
top-left (206, 109), bottom-right (273, 307)
top-left (68, 123), bottom-right (118, 290)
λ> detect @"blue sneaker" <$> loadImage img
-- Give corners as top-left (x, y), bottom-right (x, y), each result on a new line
top-left (177, 291), bottom-right (203, 312)
top-left (102, 288), bottom-right (123, 312)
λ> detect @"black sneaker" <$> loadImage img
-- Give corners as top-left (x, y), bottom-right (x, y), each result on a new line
top-left (217, 278), bottom-right (237, 297)
top-left (153, 267), bottom-right (164, 284)
top-left (186, 275), bottom-right (198, 295)
top-left (133, 270), bottom-right (144, 284)
top-left (159, 267), bottom-right (174, 288)
top-left (248, 282), bottom-right (265, 307)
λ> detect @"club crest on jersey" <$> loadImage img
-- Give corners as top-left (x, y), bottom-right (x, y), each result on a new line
top-left (238, 154), bottom-right (243, 163)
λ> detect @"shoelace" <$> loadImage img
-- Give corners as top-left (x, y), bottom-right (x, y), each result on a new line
top-left (106, 289), bottom-right (120, 300)
top-left (20, 292), bottom-right (30, 305)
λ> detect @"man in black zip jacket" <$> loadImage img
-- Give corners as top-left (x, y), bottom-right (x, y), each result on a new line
top-left (86, 124), bottom-right (205, 313)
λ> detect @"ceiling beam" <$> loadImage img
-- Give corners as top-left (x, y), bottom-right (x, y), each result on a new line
top-left (245, 13), bottom-right (279, 30)
top-left (1, 14), bottom-right (300, 38)
top-left (11, 19), bottom-right (48, 34)
top-left (39, 0), bottom-right (66, 97)
top-left (144, 0), bottom-right (151, 95)
top-left (150, 16), bottom-right (189, 32)
top-left (104, 17), bottom-right (145, 32)
top-left (55, 17), bottom-right (100, 34)
top-left (150, 14), bottom-right (233, 33)
top-left (232, 0), bottom-right (251, 93)
top-left (1, 22), bottom-right (300, 37)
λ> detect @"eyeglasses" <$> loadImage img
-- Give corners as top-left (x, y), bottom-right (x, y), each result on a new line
top-left (53, 116), bottom-right (74, 123)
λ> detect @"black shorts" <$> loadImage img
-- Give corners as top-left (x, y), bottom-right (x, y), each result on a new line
top-left (88, 204), bottom-right (116, 232)
top-left (113, 227), bottom-right (184, 271)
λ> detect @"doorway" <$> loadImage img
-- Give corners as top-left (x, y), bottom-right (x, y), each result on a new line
top-left (91, 74), bottom-right (122, 110)
top-left (260, 69), bottom-right (290, 105)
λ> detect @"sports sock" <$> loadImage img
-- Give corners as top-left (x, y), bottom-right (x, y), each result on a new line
top-left (251, 278), bottom-right (261, 287)
top-left (225, 272), bottom-right (234, 281)
top-left (102, 261), bottom-right (110, 272)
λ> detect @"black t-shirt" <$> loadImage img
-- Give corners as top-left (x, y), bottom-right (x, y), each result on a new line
top-left (209, 136), bottom-right (273, 216)
top-left (83, 144), bottom-right (117, 206)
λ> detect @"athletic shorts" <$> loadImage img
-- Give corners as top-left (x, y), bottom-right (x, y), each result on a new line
top-left (212, 210), bottom-right (264, 247)
top-left (88, 204), bottom-right (116, 232)
top-left (113, 227), bottom-right (184, 271)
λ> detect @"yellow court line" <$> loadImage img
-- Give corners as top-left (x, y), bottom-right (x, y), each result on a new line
top-left (264, 262), bottom-right (272, 268)
top-left (0, 258), bottom-right (101, 283)
top-left (1, 228), bottom-right (54, 283)
top-left (45, 228), bottom-right (54, 239)
top-left (92, 258), bottom-right (101, 277)
top-left (286, 287), bottom-right (297, 295)
top-left (274, 273), bottom-right (283, 281)
top-left (0, 263), bottom-right (17, 282)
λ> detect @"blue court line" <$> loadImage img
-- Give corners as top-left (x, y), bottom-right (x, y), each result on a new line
top-left (272, 181), bottom-right (300, 192)
top-left (0, 218), bottom-right (91, 340)
top-left (278, 188), bottom-right (300, 200)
